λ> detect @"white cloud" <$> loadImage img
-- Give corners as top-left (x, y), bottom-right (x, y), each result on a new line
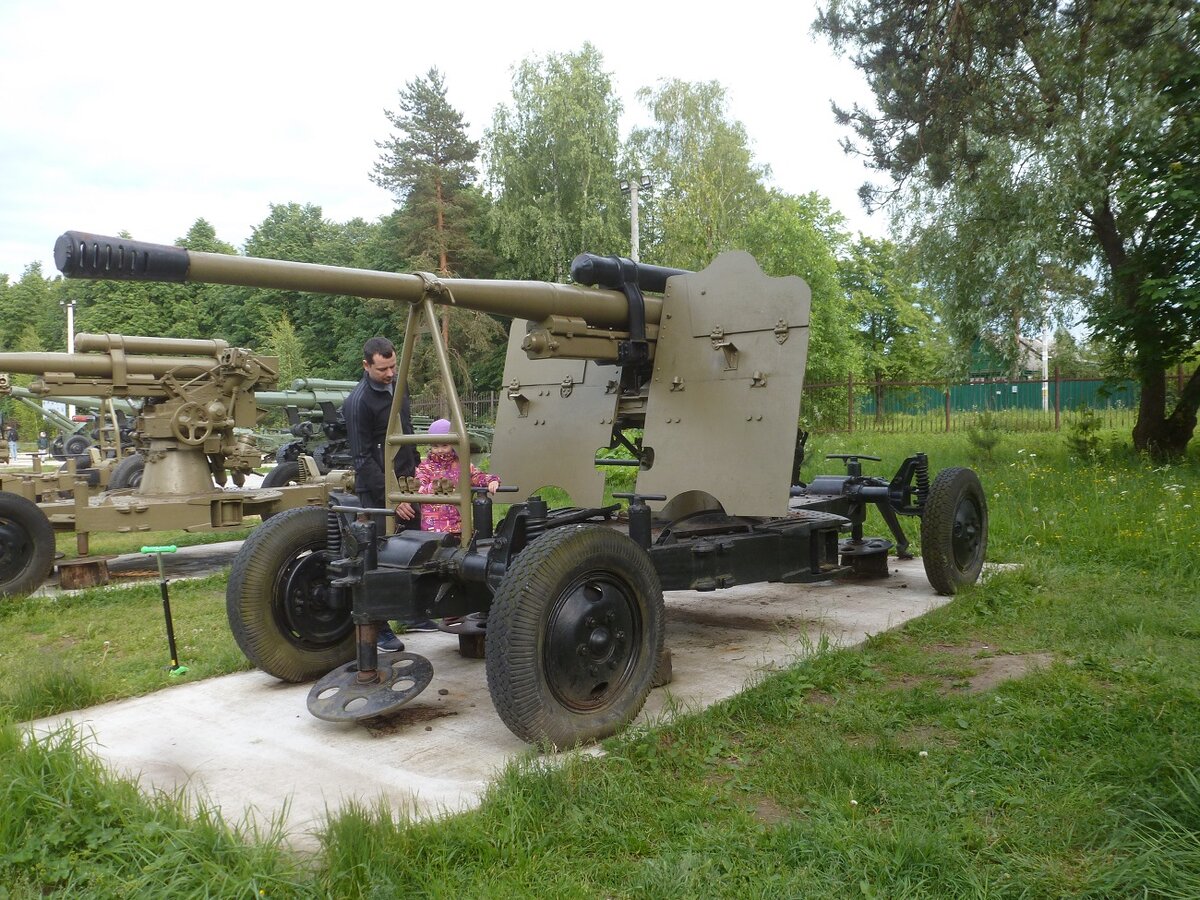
top-left (0, 0), bottom-right (884, 280)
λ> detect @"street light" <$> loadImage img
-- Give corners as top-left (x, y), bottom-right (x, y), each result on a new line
top-left (60, 299), bottom-right (76, 418)
top-left (619, 174), bottom-right (653, 263)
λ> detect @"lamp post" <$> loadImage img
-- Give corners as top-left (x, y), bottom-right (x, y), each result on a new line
top-left (60, 300), bottom-right (76, 418)
top-left (619, 174), bottom-right (653, 263)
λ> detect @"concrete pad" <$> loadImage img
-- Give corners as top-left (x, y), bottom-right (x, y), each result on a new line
top-left (31, 557), bottom-right (948, 847)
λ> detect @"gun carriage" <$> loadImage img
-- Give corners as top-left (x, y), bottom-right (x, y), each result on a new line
top-left (0, 331), bottom-right (352, 595)
top-left (50, 231), bottom-right (988, 748)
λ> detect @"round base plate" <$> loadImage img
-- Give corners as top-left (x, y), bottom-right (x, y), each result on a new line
top-left (839, 538), bottom-right (892, 577)
top-left (307, 652), bottom-right (434, 722)
top-left (838, 537), bottom-right (893, 557)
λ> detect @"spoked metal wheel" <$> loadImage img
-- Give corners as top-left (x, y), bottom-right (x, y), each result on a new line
top-left (226, 506), bottom-right (353, 681)
top-left (486, 524), bottom-right (664, 749)
top-left (920, 467), bottom-right (988, 595)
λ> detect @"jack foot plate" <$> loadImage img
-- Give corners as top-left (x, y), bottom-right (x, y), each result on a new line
top-left (307, 652), bottom-right (434, 722)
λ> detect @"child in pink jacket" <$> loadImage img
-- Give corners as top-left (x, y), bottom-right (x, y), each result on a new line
top-left (416, 419), bottom-right (500, 534)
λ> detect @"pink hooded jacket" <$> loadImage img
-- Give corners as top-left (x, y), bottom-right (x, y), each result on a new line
top-left (415, 448), bottom-right (498, 534)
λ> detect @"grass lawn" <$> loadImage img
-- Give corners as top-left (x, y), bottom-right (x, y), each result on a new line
top-left (2, 429), bottom-right (1197, 897)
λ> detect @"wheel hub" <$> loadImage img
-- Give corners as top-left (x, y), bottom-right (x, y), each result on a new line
top-left (277, 550), bottom-right (351, 646)
top-left (587, 627), bottom-right (612, 656)
top-left (952, 500), bottom-right (983, 569)
top-left (0, 520), bottom-right (30, 579)
top-left (545, 576), bottom-right (639, 710)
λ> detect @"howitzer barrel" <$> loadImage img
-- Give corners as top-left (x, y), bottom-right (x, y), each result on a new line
top-left (74, 333), bottom-right (229, 355)
top-left (289, 378), bottom-right (358, 392)
top-left (55, 231), bottom-right (665, 329)
top-left (0, 351), bottom-right (219, 380)
top-left (254, 389), bottom-right (352, 408)
top-left (7, 384), bottom-right (137, 416)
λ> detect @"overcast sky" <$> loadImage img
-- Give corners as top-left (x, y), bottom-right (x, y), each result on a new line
top-left (0, 0), bottom-right (886, 282)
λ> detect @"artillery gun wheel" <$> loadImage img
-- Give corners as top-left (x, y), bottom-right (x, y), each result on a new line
top-left (63, 434), bottom-right (92, 466)
top-left (170, 402), bottom-right (214, 445)
top-left (0, 492), bottom-right (55, 597)
top-left (920, 467), bottom-right (988, 595)
top-left (261, 461), bottom-right (301, 489)
top-left (258, 462), bottom-right (301, 522)
top-left (485, 525), bottom-right (664, 749)
top-left (108, 453), bottom-right (145, 490)
top-left (226, 506), bottom-right (354, 681)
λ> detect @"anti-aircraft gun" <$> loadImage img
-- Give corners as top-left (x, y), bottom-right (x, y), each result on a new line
top-left (0, 330), bottom-right (351, 595)
top-left (0, 378), bottom-right (350, 496)
top-left (53, 231), bottom-right (988, 748)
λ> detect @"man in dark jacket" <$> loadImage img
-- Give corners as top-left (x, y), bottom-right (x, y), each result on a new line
top-left (342, 336), bottom-right (437, 645)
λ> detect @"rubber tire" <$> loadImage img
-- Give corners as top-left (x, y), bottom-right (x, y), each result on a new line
top-left (63, 434), bottom-right (92, 466)
top-left (261, 461), bottom-right (301, 489)
top-left (226, 506), bottom-right (354, 682)
top-left (258, 461), bottom-right (302, 522)
top-left (108, 453), bottom-right (145, 490)
top-left (0, 492), bottom-right (56, 597)
top-left (920, 467), bottom-right (988, 595)
top-left (485, 524), bottom-right (665, 749)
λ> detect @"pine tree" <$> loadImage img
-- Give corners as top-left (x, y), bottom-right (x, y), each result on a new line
top-left (372, 67), bottom-right (498, 384)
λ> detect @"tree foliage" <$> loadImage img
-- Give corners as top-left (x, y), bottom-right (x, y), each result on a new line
top-left (485, 44), bottom-right (625, 280)
top-left (630, 80), bottom-right (769, 270)
top-left (0, 263), bottom-right (56, 352)
top-left (740, 191), bottom-right (862, 384)
top-left (372, 67), bottom-right (491, 279)
top-left (838, 235), bottom-right (945, 382)
top-left (816, 0), bottom-right (1200, 457)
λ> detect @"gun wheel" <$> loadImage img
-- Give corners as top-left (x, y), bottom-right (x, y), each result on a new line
top-left (0, 492), bottom-right (55, 597)
top-left (108, 452), bottom-right (145, 490)
top-left (226, 506), bottom-right (353, 681)
top-left (485, 525), bottom-right (664, 749)
top-left (63, 434), bottom-right (93, 466)
top-left (920, 467), bottom-right (988, 595)
top-left (261, 460), bottom-right (300, 489)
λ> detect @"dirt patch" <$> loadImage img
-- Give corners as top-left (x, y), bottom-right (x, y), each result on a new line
top-left (930, 643), bottom-right (1057, 694)
top-left (893, 724), bottom-right (960, 750)
top-left (749, 795), bottom-right (791, 825)
top-left (360, 704), bottom-right (459, 737)
top-left (666, 607), bottom-right (818, 633)
top-left (959, 652), bottom-right (1055, 693)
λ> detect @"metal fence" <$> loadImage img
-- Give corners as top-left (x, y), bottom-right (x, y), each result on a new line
top-left (802, 371), bottom-right (1144, 434)
top-left (411, 390), bottom-right (500, 422)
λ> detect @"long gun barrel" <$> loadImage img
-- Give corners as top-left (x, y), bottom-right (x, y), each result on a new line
top-left (55, 232), bottom-right (671, 334)
top-left (2, 333), bottom-right (253, 402)
top-left (1, 349), bottom-right (222, 385)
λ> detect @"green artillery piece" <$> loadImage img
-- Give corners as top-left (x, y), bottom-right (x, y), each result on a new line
top-left (51, 230), bottom-right (988, 748)
top-left (0, 331), bottom-right (352, 595)
top-left (1, 374), bottom-right (139, 504)
top-left (269, 378), bottom-right (493, 485)
top-left (1, 382), bottom-right (122, 463)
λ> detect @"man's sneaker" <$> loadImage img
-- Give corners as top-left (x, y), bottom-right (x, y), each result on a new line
top-left (399, 618), bottom-right (440, 633)
top-left (376, 627), bottom-right (405, 652)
